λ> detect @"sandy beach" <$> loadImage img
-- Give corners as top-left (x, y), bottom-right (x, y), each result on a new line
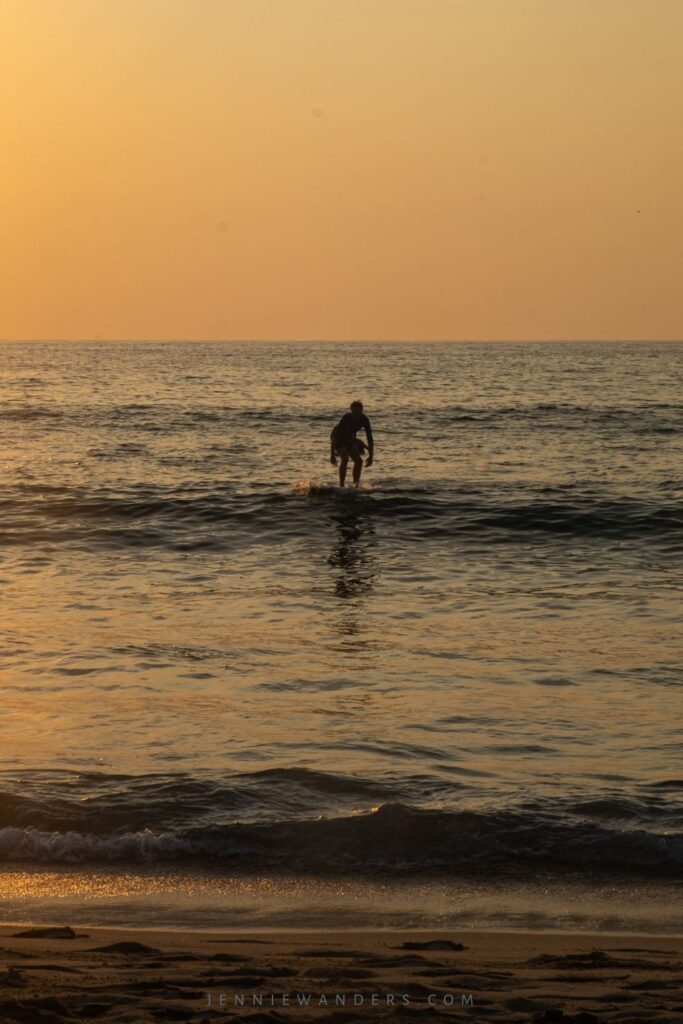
top-left (0, 925), bottom-right (680, 1023)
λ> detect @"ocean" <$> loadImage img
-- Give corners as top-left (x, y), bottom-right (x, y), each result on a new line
top-left (0, 340), bottom-right (681, 932)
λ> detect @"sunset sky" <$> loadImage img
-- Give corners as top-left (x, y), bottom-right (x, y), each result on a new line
top-left (1, 0), bottom-right (681, 341)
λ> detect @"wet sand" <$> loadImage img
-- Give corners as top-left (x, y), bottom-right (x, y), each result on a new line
top-left (0, 924), bottom-right (681, 1022)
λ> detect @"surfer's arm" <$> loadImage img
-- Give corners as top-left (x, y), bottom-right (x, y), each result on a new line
top-left (363, 417), bottom-right (374, 464)
top-left (330, 428), bottom-right (338, 464)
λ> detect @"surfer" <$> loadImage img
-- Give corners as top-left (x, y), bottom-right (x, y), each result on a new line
top-left (330, 401), bottom-right (374, 487)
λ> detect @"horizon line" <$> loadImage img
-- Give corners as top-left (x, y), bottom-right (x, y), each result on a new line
top-left (1, 338), bottom-right (682, 345)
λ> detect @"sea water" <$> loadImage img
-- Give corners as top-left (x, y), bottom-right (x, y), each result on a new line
top-left (0, 341), bottom-right (681, 930)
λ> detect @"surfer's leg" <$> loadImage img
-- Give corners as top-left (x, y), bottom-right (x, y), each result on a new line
top-left (338, 447), bottom-right (349, 487)
top-left (350, 444), bottom-right (363, 487)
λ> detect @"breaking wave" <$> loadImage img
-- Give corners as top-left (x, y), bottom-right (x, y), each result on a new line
top-left (0, 483), bottom-right (681, 549)
top-left (0, 770), bottom-right (680, 879)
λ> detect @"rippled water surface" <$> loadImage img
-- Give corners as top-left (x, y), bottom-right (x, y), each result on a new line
top-left (0, 342), bottom-right (681, 898)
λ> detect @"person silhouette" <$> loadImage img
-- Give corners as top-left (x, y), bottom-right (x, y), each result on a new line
top-left (330, 401), bottom-right (374, 487)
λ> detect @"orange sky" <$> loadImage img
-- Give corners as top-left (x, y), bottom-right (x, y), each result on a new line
top-left (1, 0), bottom-right (681, 341)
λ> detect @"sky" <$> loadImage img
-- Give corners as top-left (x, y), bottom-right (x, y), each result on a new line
top-left (1, 0), bottom-right (682, 341)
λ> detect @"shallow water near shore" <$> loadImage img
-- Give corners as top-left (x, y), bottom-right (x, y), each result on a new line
top-left (0, 866), bottom-right (681, 935)
top-left (1, 341), bottom-right (681, 924)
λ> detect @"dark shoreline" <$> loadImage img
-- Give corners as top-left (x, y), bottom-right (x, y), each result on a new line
top-left (0, 924), bottom-right (681, 1023)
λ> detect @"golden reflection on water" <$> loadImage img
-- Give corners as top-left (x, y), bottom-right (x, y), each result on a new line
top-left (1, 538), bottom-right (680, 788)
top-left (0, 867), bottom-right (680, 935)
top-left (0, 867), bottom-right (287, 901)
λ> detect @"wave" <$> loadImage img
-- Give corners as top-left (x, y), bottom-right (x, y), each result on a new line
top-left (0, 771), bottom-right (679, 878)
top-left (1, 398), bottom-right (681, 436)
top-left (0, 803), bottom-right (679, 879)
top-left (1, 483), bottom-right (681, 549)
top-left (0, 768), bottom-right (396, 833)
top-left (433, 401), bottom-right (683, 432)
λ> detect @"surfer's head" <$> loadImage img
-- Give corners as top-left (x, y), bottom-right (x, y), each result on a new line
top-left (350, 400), bottom-right (363, 416)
